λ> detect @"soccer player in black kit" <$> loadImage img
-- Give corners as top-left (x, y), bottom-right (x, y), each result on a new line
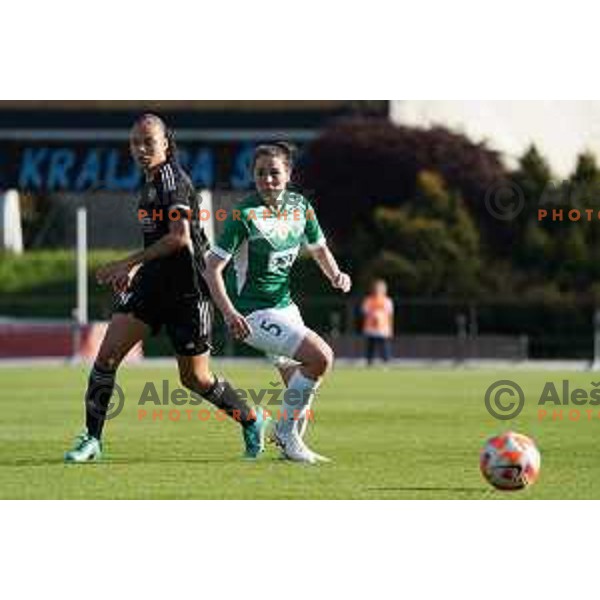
top-left (65, 114), bottom-right (270, 462)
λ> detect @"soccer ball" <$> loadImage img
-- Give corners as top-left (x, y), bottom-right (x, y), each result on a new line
top-left (480, 432), bottom-right (541, 491)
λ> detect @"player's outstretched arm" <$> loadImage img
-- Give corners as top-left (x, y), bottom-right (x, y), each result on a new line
top-left (307, 245), bottom-right (352, 293)
top-left (204, 253), bottom-right (251, 340)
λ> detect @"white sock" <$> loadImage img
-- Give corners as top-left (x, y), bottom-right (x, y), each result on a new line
top-left (298, 386), bottom-right (319, 438)
top-left (298, 381), bottom-right (321, 439)
top-left (276, 371), bottom-right (319, 441)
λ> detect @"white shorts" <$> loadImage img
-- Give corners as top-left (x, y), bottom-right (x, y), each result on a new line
top-left (245, 304), bottom-right (307, 367)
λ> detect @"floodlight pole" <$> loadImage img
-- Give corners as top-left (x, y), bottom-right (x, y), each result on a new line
top-left (72, 207), bottom-right (88, 360)
top-left (593, 309), bottom-right (600, 370)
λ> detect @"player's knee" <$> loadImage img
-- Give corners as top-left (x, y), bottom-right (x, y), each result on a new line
top-left (314, 344), bottom-right (334, 376)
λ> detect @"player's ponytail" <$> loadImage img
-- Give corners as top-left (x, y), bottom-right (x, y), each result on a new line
top-left (165, 127), bottom-right (179, 165)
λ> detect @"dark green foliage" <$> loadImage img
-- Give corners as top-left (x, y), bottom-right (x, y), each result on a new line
top-left (363, 172), bottom-right (481, 299)
top-left (298, 119), bottom-right (600, 307)
top-left (297, 118), bottom-right (507, 247)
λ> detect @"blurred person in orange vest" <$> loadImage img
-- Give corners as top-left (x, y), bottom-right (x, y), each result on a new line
top-left (361, 279), bottom-right (394, 366)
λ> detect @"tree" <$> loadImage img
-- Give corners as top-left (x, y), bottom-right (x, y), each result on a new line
top-left (509, 145), bottom-right (557, 271)
top-left (363, 171), bottom-right (482, 299)
top-left (297, 118), bottom-right (508, 252)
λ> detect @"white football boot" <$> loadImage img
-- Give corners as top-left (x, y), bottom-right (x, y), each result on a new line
top-left (278, 430), bottom-right (331, 464)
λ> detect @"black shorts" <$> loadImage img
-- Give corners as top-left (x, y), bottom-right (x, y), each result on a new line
top-left (113, 271), bottom-right (213, 356)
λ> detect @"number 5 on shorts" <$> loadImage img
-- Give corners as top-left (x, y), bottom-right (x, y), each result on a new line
top-left (260, 320), bottom-right (282, 337)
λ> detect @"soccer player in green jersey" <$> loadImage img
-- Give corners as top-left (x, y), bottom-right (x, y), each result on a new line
top-left (204, 142), bottom-right (351, 463)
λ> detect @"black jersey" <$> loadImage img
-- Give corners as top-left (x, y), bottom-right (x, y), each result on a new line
top-left (138, 161), bottom-right (210, 299)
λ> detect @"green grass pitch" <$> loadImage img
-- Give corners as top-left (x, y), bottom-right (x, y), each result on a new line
top-left (0, 363), bottom-right (597, 499)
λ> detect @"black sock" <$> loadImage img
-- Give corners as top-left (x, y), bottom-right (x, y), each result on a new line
top-left (85, 363), bottom-right (117, 440)
top-left (201, 375), bottom-right (256, 426)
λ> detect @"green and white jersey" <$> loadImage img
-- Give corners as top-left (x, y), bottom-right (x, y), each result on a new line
top-left (210, 191), bottom-right (326, 314)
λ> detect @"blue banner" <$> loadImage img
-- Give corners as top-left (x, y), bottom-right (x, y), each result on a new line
top-left (0, 141), bottom-right (262, 192)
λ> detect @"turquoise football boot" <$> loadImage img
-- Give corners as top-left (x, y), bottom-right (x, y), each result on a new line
top-left (242, 407), bottom-right (272, 459)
